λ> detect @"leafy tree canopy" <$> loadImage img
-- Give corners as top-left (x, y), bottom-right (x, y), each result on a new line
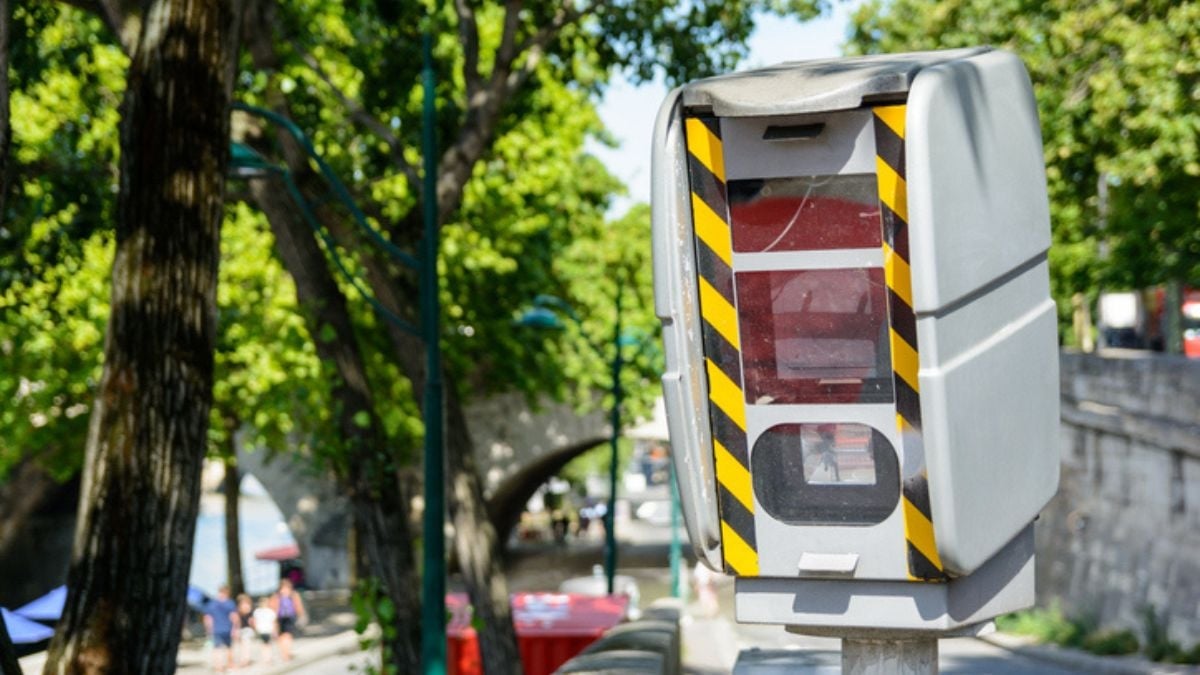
top-left (2, 0), bottom-right (827, 480)
top-left (848, 0), bottom-right (1200, 333)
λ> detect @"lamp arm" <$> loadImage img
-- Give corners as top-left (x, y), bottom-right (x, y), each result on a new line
top-left (233, 102), bottom-right (420, 272)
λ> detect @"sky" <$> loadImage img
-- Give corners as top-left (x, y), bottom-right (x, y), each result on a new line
top-left (589, 1), bottom-right (867, 214)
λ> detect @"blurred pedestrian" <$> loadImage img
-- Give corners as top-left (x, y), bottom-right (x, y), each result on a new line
top-left (252, 595), bottom-right (278, 665)
top-left (270, 578), bottom-right (307, 662)
top-left (551, 509), bottom-right (569, 544)
top-left (235, 593), bottom-right (255, 667)
top-left (202, 585), bottom-right (238, 672)
top-left (577, 505), bottom-right (592, 538)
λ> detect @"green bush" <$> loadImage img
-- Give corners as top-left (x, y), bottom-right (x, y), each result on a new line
top-left (998, 605), bottom-right (1200, 664)
top-left (996, 606), bottom-right (1087, 647)
top-left (1141, 606), bottom-right (1182, 663)
top-left (1169, 643), bottom-right (1200, 665)
top-left (1082, 629), bottom-right (1140, 656)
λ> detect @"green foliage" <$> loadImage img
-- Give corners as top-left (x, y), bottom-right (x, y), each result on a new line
top-left (351, 577), bottom-right (401, 675)
top-left (210, 204), bottom-right (335, 459)
top-left (586, 0), bottom-right (829, 84)
top-left (559, 437), bottom-right (637, 491)
top-left (996, 605), bottom-right (1090, 648)
top-left (1138, 605), bottom-right (1200, 664)
top-left (439, 77), bottom-right (626, 402)
top-left (1081, 628), bottom-right (1141, 656)
top-left (0, 3), bottom-right (127, 481)
top-left (2, 0), bottom-right (824, 488)
top-left (0, 231), bottom-right (111, 481)
top-left (997, 604), bottom-right (1200, 663)
top-left (847, 0), bottom-right (1200, 336)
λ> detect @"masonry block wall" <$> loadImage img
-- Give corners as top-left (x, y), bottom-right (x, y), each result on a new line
top-left (1039, 351), bottom-right (1200, 643)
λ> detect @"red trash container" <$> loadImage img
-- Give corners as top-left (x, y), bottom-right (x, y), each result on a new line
top-left (445, 592), bottom-right (629, 675)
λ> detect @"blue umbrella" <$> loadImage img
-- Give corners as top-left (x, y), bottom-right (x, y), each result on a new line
top-left (15, 584), bottom-right (209, 620)
top-left (13, 585), bottom-right (66, 622)
top-left (2, 608), bottom-right (55, 644)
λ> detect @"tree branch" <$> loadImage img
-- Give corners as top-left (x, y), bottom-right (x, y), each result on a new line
top-left (297, 47), bottom-right (420, 190)
top-left (509, 1), bottom-right (593, 73)
top-left (454, 0), bottom-right (483, 102)
top-left (493, 0), bottom-right (522, 83)
top-left (434, 0), bottom-right (604, 222)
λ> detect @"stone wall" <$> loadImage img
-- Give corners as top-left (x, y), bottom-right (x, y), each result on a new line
top-left (1037, 350), bottom-right (1200, 643)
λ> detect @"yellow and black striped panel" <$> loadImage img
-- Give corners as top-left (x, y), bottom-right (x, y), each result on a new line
top-left (873, 104), bottom-right (948, 582)
top-left (684, 115), bottom-right (759, 577)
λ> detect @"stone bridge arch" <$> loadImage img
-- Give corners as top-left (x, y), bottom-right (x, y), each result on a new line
top-left (240, 392), bottom-right (610, 588)
top-left (235, 440), bottom-right (353, 591)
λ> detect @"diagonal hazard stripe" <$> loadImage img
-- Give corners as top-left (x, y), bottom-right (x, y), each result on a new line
top-left (695, 244), bottom-right (734, 299)
top-left (692, 193), bottom-right (733, 267)
top-left (718, 483), bottom-right (756, 544)
top-left (876, 156), bottom-right (909, 223)
top-left (715, 440), bottom-right (753, 512)
top-left (874, 102), bottom-right (943, 583)
top-left (686, 118), bottom-right (726, 182)
top-left (701, 322), bottom-right (741, 384)
top-left (903, 496), bottom-right (944, 572)
top-left (699, 277), bottom-right (740, 350)
top-left (710, 406), bottom-right (748, 462)
top-left (897, 413), bottom-right (918, 437)
top-left (908, 543), bottom-right (946, 581)
top-left (721, 521), bottom-right (759, 576)
top-left (890, 328), bottom-right (920, 393)
top-left (874, 105), bottom-right (906, 140)
top-left (696, 115), bottom-right (720, 138)
top-left (706, 358), bottom-right (746, 431)
top-left (884, 242), bottom-right (914, 308)
top-left (687, 113), bottom-right (758, 579)
top-left (896, 377), bottom-right (922, 429)
top-left (904, 476), bottom-right (934, 521)
top-left (688, 155), bottom-right (727, 218)
top-left (880, 202), bottom-right (910, 262)
top-left (888, 289), bottom-right (918, 352)
top-left (874, 120), bottom-right (906, 179)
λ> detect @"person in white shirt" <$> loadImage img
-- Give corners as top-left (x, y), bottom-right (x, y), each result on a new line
top-left (252, 596), bottom-right (278, 664)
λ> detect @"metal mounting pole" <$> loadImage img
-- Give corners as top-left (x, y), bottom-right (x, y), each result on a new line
top-left (842, 638), bottom-right (938, 675)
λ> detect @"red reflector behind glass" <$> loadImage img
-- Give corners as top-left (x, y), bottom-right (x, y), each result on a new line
top-left (729, 175), bottom-right (882, 252)
top-left (736, 268), bottom-right (894, 405)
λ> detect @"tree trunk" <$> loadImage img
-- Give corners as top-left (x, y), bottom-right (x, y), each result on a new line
top-left (223, 455), bottom-right (244, 597)
top-left (247, 174), bottom-right (421, 672)
top-left (41, 0), bottom-right (235, 669)
top-left (0, 605), bottom-right (21, 675)
top-left (0, 460), bottom-right (59, 559)
top-left (445, 387), bottom-right (521, 675)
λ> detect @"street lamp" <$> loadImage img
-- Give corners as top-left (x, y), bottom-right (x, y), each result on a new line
top-left (229, 77), bottom-right (446, 673)
top-left (518, 291), bottom-right (639, 596)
